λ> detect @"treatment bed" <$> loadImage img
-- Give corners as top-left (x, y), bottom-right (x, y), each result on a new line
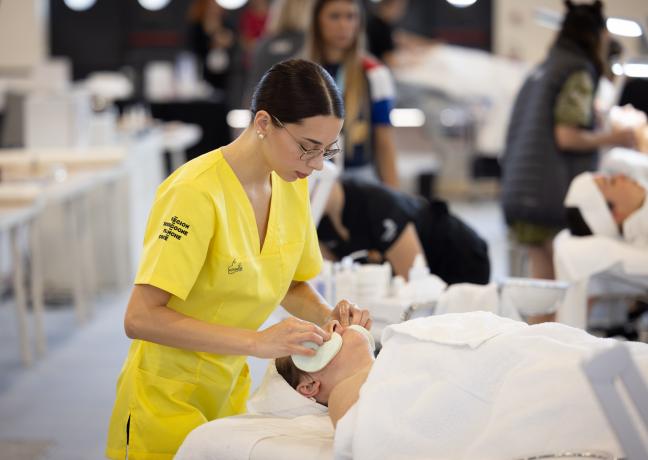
top-left (176, 312), bottom-right (648, 460)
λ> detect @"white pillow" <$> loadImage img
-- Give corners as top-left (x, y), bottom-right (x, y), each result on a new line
top-left (247, 360), bottom-right (328, 418)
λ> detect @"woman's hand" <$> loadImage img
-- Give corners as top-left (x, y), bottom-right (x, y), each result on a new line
top-left (328, 300), bottom-right (372, 330)
top-left (254, 317), bottom-right (330, 359)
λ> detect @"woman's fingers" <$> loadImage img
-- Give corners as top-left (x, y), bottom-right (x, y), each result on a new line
top-left (353, 308), bottom-right (371, 328)
top-left (293, 331), bottom-right (326, 346)
top-left (336, 300), bottom-right (352, 326)
top-left (291, 345), bottom-right (317, 357)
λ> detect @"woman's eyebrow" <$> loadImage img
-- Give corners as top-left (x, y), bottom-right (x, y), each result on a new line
top-left (301, 136), bottom-right (323, 145)
top-left (301, 136), bottom-right (340, 148)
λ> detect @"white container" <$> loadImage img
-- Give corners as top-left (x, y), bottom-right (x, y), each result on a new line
top-left (334, 258), bottom-right (356, 304)
top-left (144, 61), bottom-right (175, 102)
top-left (24, 87), bottom-right (91, 148)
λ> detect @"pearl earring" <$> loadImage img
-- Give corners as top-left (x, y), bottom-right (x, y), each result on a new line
top-left (257, 132), bottom-right (265, 140)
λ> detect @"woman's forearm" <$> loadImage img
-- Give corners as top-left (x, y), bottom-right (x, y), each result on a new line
top-left (554, 124), bottom-right (633, 151)
top-left (124, 284), bottom-right (257, 356)
top-left (281, 281), bottom-right (332, 326)
top-left (374, 125), bottom-right (400, 188)
top-left (385, 223), bottom-right (426, 279)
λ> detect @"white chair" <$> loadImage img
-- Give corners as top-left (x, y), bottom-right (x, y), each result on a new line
top-left (582, 344), bottom-right (648, 460)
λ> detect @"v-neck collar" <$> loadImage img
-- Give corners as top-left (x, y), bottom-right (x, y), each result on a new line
top-left (218, 150), bottom-right (278, 256)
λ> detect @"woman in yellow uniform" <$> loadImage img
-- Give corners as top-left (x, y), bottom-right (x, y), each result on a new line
top-left (105, 59), bottom-right (372, 460)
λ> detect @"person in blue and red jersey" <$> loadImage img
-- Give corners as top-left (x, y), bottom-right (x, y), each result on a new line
top-left (305, 0), bottom-right (400, 189)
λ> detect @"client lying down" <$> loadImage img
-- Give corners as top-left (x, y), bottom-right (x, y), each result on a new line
top-left (276, 312), bottom-right (648, 460)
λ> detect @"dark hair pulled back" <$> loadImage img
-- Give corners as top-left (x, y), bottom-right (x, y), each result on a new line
top-left (250, 59), bottom-right (345, 126)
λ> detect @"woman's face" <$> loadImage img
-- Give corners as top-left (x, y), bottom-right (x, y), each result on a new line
top-left (594, 174), bottom-right (646, 224)
top-left (303, 322), bottom-right (374, 400)
top-left (318, 0), bottom-right (360, 53)
top-left (265, 114), bottom-right (343, 182)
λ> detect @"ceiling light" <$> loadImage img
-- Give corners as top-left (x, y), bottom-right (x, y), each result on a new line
top-left (446, 0), bottom-right (477, 8)
top-left (390, 109), bottom-right (425, 128)
top-left (63, 0), bottom-right (97, 11)
top-left (216, 0), bottom-right (249, 9)
top-left (622, 63), bottom-right (648, 79)
top-left (227, 110), bottom-right (251, 128)
top-left (606, 17), bottom-right (643, 38)
top-left (138, 0), bottom-right (172, 11)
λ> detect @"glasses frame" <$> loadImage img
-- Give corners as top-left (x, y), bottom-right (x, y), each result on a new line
top-left (271, 115), bottom-right (341, 161)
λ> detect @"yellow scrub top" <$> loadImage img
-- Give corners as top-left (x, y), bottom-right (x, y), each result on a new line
top-left (105, 149), bottom-right (322, 460)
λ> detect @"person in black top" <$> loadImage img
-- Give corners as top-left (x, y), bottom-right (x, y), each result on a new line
top-left (318, 178), bottom-right (490, 285)
top-left (186, 0), bottom-right (236, 93)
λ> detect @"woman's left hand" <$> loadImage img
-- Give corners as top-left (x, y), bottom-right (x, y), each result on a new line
top-left (329, 300), bottom-right (372, 330)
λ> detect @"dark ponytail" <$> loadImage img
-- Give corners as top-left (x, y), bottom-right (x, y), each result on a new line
top-left (250, 59), bottom-right (345, 126)
top-left (557, 0), bottom-right (607, 75)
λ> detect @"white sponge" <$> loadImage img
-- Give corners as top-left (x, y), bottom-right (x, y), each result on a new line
top-left (292, 332), bottom-right (343, 373)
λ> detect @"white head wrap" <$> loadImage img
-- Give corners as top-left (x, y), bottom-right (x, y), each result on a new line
top-left (247, 360), bottom-right (328, 418)
top-left (564, 172), bottom-right (619, 238)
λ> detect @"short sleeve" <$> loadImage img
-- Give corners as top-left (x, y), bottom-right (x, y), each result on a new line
top-left (293, 197), bottom-right (323, 282)
top-left (362, 183), bottom-right (412, 252)
top-left (554, 70), bottom-right (594, 127)
top-left (367, 64), bottom-right (395, 126)
top-left (134, 183), bottom-right (215, 300)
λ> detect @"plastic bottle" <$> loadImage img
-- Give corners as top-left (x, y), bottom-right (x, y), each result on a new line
top-left (408, 254), bottom-right (430, 303)
top-left (334, 257), bottom-right (356, 303)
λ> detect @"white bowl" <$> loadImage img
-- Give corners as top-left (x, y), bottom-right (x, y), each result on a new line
top-left (500, 278), bottom-right (569, 318)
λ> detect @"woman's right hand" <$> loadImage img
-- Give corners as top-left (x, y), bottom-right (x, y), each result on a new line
top-left (253, 317), bottom-right (331, 359)
top-left (609, 126), bottom-right (637, 149)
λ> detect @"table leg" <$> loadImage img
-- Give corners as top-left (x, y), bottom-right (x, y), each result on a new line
top-left (67, 199), bottom-right (88, 324)
top-left (10, 225), bottom-right (32, 366)
top-left (29, 216), bottom-right (46, 356)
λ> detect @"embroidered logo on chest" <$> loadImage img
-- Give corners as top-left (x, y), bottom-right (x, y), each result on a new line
top-left (228, 258), bottom-right (243, 274)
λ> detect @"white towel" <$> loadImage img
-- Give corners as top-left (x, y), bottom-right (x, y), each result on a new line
top-left (553, 230), bottom-right (648, 327)
top-left (382, 311), bottom-right (525, 349)
top-left (434, 283), bottom-right (522, 321)
top-left (247, 360), bottom-right (328, 418)
top-left (334, 312), bottom-right (648, 460)
top-left (177, 413), bottom-right (333, 460)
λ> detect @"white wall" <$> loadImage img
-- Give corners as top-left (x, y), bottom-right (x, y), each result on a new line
top-left (493, 0), bottom-right (646, 65)
top-left (0, 0), bottom-right (47, 73)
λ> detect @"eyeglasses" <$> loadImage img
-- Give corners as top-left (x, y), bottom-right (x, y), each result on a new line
top-left (272, 115), bottom-right (341, 161)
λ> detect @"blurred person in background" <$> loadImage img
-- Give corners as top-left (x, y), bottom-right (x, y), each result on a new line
top-left (239, 0), bottom-right (270, 70)
top-left (365, 0), bottom-right (407, 66)
top-left (187, 0), bottom-right (236, 94)
top-left (306, 0), bottom-right (400, 188)
top-left (318, 177), bottom-right (490, 284)
top-left (500, 0), bottom-right (636, 280)
top-left (244, 0), bottom-right (315, 105)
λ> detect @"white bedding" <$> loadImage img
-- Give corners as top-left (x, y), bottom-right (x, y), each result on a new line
top-left (176, 359), bottom-right (334, 460)
top-left (554, 230), bottom-right (648, 328)
top-left (334, 312), bottom-right (648, 460)
top-left (175, 413), bottom-right (333, 460)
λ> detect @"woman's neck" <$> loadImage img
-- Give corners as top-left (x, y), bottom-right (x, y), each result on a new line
top-left (323, 46), bottom-right (345, 65)
top-left (221, 127), bottom-right (272, 187)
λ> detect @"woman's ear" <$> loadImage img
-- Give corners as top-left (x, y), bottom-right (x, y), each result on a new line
top-left (296, 377), bottom-right (321, 399)
top-left (254, 110), bottom-right (272, 136)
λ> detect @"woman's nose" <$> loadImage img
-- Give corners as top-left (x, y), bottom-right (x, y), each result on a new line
top-left (308, 154), bottom-right (324, 171)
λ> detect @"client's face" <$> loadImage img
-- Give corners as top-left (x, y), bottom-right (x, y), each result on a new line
top-left (281, 322), bottom-right (375, 405)
top-left (594, 174), bottom-right (646, 224)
